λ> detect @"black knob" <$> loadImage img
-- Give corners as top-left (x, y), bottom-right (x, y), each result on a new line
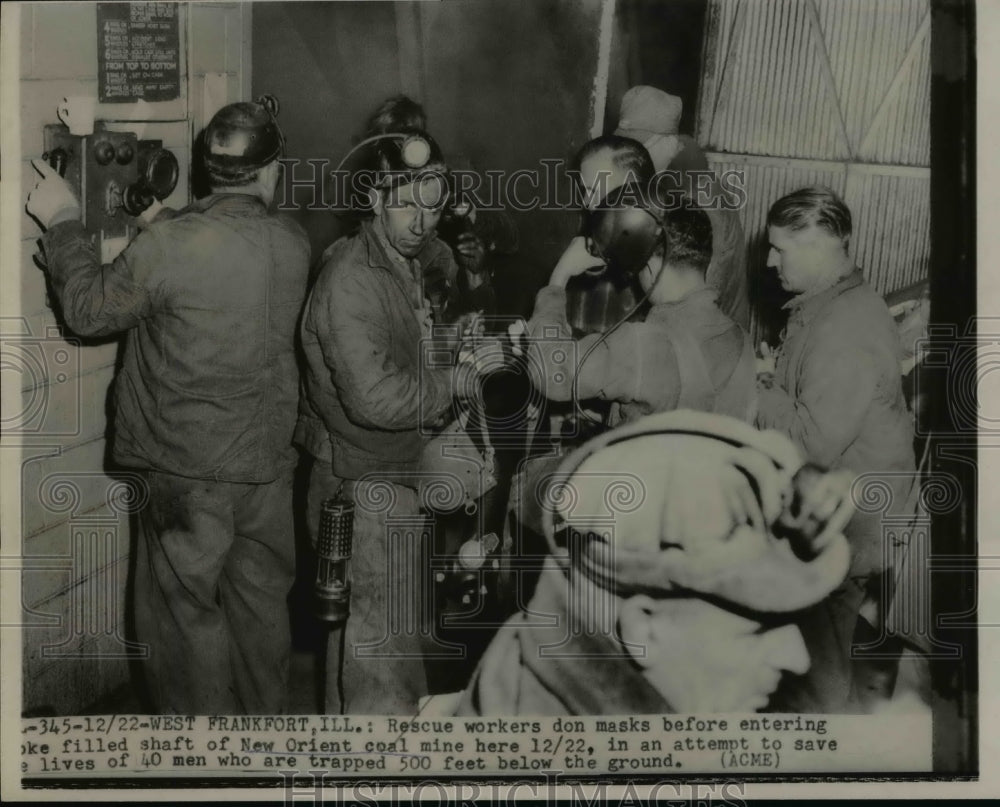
top-left (93, 140), bottom-right (115, 165)
top-left (115, 142), bottom-right (135, 165)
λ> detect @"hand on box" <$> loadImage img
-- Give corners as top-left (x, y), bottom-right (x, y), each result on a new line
top-left (457, 311), bottom-right (486, 339)
top-left (756, 342), bottom-right (776, 381)
top-left (507, 320), bottom-right (527, 357)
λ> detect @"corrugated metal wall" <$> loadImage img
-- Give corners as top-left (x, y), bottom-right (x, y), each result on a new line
top-left (697, 0), bottom-right (930, 299)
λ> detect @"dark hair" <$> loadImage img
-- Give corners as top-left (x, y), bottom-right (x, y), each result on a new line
top-left (365, 95), bottom-right (428, 137)
top-left (661, 206), bottom-right (713, 273)
top-left (208, 169), bottom-right (259, 189)
top-left (573, 134), bottom-right (656, 190)
top-left (766, 186), bottom-right (852, 245)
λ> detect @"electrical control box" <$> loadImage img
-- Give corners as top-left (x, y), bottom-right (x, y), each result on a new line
top-left (42, 123), bottom-right (179, 246)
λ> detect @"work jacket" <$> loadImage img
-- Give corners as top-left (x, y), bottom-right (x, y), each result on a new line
top-left (40, 194), bottom-right (310, 482)
top-left (756, 270), bottom-right (916, 575)
top-left (299, 221), bottom-right (461, 483)
top-left (296, 223), bottom-right (494, 464)
top-left (527, 285), bottom-right (756, 425)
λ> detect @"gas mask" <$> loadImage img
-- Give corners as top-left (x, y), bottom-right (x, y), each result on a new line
top-left (581, 181), bottom-right (664, 285)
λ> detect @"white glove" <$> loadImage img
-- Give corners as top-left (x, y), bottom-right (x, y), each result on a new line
top-left (26, 159), bottom-right (81, 229)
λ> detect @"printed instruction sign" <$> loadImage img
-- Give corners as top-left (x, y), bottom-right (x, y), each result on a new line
top-left (97, 2), bottom-right (180, 103)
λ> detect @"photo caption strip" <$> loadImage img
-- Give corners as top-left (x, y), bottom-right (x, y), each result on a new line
top-left (20, 713), bottom-right (931, 778)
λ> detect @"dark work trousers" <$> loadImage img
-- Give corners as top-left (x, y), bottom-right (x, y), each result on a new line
top-left (134, 470), bottom-right (296, 714)
top-left (307, 460), bottom-right (430, 715)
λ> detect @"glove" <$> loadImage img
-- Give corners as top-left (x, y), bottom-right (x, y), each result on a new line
top-left (776, 464), bottom-right (855, 558)
top-left (455, 232), bottom-right (486, 275)
top-left (26, 159), bottom-right (81, 229)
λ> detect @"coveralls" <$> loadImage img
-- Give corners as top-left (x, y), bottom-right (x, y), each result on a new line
top-left (40, 194), bottom-right (310, 714)
top-left (299, 220), bottom-right (488, 714)
top-left (757, 269), bottom-right (916, 712)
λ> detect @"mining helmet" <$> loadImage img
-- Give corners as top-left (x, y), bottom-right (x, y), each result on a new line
top-left (372, 128), bottom-right (446, 190)
top-left (202, 94), bottom-right (284, 184)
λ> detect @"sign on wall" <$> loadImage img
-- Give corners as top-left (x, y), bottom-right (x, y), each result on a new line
top-left (97, 2), bottom-right (180, 103)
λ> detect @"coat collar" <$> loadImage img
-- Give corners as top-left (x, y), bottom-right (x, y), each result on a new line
top-left (646, 285), bottom-right (719, 320)
top-left (783, 268), bottom-right (864, 321)
top-left (516, 563), bottom-right (674, 714)
top-left (193, 192), bottom-right (269, 215)
top-left (361, 218), bottom-right (403, 271)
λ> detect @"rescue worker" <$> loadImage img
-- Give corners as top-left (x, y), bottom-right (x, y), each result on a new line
top-left (361, 97), bottom-right (500, 320)
top-left (296, 108), bottom-right (495, 550)
top-left (756, 186), bottom-right (916, 712)
top-left (299, 129), bottom-right (496, 714)
top-left (614, 85), bottom-right (750, 330)
top-left (459, 410), bottom-right (854, 715)
top-left (525, 135), bottom-right (756, 427)
top-left (364, 94), bottom-right (428, 135)
top-left (25, 97), bottom-right (309, 714)
top-left (332, 93), bottom-right (495, 303)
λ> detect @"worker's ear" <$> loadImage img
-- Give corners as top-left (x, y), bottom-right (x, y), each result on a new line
top-left (618, 594), bottom-right (659, 670)
top-left (260, 160), bottom-right (282, 192)
top-left (370, 186), bottom-right (385, 218)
